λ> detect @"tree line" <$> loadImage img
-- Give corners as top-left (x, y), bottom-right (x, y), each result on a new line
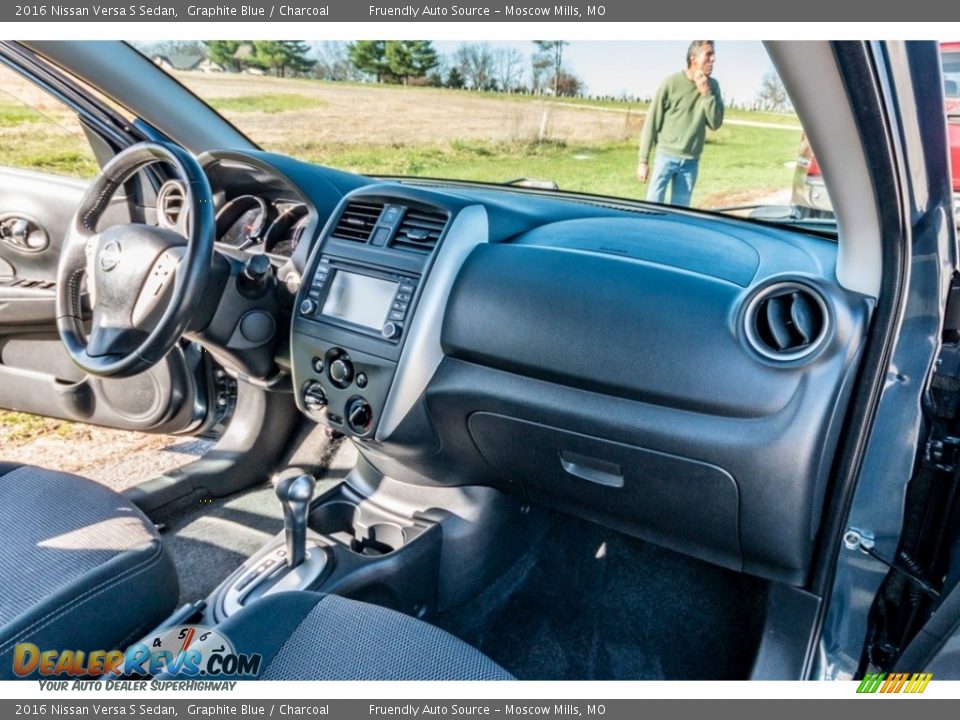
top-left (140, 40), bottom-right (585, 97)
top-left (138, 40), bottom-right (794, 111)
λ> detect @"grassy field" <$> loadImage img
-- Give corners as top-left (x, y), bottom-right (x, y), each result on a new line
top-left (0, 66), bottom-right (802, 208)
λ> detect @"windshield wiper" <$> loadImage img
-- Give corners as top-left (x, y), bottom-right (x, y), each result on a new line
top-left (712, 203), bottom-right (839, 224)
top-left (503, 178), bottom-right (559, 190)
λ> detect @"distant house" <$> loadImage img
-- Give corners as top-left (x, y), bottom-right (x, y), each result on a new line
top-left (151, 53), bottom-right (223, 73)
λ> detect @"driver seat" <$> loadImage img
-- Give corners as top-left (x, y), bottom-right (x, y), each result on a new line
top-left (0, 462), bottom-right (178, 678)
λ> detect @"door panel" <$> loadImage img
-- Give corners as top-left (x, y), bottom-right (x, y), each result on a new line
top-left (0, 166), bottom-right (215, 435)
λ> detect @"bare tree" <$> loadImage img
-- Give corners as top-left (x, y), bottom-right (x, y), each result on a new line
top-left (494, 47), bottom-right (525, 93)
top-left (455, 43), bottom-right (497, 90)
top-left (313, 41), bottom-right (366, 81)
top-left (533, 41), bottom-right (569, 96)
top-left (756, 71), bottom-right (790, 112)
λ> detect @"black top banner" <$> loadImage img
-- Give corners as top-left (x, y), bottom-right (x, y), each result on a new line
top-left (4, 0), bottom-right (951, 22)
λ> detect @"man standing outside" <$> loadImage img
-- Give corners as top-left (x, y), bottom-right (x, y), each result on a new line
top-left (637, 41), bottom-right (724, 206)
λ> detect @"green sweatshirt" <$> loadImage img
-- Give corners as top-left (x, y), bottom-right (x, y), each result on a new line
top-left (638, 71), bottom-right (724, 163)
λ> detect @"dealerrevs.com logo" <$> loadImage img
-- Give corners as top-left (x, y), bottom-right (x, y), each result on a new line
top-left (13, 625), bottom-right (261, 679)
top-left (856, 673), bottom-right (933, 694)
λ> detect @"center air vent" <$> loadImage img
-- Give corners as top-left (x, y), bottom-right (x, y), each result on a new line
top-left (744, 281), bottom-right (829, 362)
top-left (391, 208), bottom-right (448, 253)
top-left (332, 201), bottom-right (384, 242)
top-left (157, 180), bottom-right (187, 230)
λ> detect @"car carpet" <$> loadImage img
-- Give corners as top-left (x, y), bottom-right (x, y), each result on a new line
top-left (437, 512), bottom-right (768, 680)
top-left (151, 439), bottom-right (357, 604)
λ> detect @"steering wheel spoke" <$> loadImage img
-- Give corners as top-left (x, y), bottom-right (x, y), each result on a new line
top-left (85, 320), bottom-right (144, 359)
top-left (56, 142), bottom-right (215, 377)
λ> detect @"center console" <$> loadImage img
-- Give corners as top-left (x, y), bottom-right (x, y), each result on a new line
top-left (179, 188), bottom-right (537, 626)
top-left (290, 190), bottom-right (452, 439)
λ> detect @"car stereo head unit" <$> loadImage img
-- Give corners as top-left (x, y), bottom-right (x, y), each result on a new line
top-left (298, 257), bottom-right (418, 343)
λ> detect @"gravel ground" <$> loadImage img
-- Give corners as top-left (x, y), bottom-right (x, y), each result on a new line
top-left (1, 413), bottom-right (214, 492)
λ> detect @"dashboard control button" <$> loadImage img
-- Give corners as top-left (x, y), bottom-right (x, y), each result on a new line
top-left (299, 299), bottom-right (316, 316)
top-left (302, 382), bottom-right (327, 412)
top-left (329, 358), bottom-right (354, 386)
top-left (371, 227), bottom-right (390, 246)
top-left (311, 357), bottom-right (324, 374)
top-left (399, 283), bottom-right (415, 294)
top-left (382, 321), bottom-right (401, 340)
top-left (346, 397), bottom-right (373, 435)
top-left (356, 372), bottom-right (368, 388)
top-left (382, 206), bottom-right (402, 225)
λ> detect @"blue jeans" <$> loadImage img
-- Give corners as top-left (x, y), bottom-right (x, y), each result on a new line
top-left (646, 153), bottom-right (699, 206)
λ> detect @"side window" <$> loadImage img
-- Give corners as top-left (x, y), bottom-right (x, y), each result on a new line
top-left (0, 63), bottom-right (100, 179)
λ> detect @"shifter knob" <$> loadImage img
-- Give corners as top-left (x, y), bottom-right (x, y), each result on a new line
top-left (274, 470), bottom-right (316, 569)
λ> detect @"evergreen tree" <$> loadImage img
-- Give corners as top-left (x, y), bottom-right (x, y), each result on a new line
top-left (252, 41), bottom-right (315, 78)
top-left (385, 41), bottom-right (439, 85)
top-left (446, 67), bottom-right (466, 89)
top-left (348, 41), bottom-right (390, 82)
top-left (204, 40), bottom-right (244, 71)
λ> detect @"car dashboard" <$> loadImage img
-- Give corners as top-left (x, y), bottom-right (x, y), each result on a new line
top-left (188, 149), bottom-right (871, 589)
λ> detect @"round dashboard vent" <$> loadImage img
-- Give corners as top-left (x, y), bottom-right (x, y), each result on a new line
top-left (744, 281), bottom-right (830, 362)
top-left (156, 180), bottom-right (187, 230)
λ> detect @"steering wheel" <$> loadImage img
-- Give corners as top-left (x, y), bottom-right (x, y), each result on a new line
top-left (56, 142), bottom-right (215, 378)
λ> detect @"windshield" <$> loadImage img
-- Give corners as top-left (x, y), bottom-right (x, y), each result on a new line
top-left (134, 40), bottom-right (810, 221)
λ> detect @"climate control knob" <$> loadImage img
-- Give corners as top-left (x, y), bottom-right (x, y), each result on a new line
top-left (346, 397), bottom-right (373, 435)
top-left (329, 357), bottom-right (354, 387)
top-left (302, 382), bottom-right (327, 413)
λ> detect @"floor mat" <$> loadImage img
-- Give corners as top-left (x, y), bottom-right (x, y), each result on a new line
top-left (440, 513), bottom-right (767, 680)
top-left (153, 440), bottom-right (358, 604)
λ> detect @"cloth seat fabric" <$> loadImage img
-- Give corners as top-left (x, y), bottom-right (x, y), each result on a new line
top-left (0, 462), bottom-right (178, 678)
top-left (215, 591), bottom-right (514, 680)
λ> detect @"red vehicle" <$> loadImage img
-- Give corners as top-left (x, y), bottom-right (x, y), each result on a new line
top-left (793, 42), bottom-right (960, 218)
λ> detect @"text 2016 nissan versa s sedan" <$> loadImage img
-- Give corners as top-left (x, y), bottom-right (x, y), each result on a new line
top-left (0, 40), bottom-right (957, 681)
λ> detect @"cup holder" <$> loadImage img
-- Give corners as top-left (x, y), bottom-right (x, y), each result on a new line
top-left (310, 500), bottom-right (406, 557)
top-left (351, 522), bottom-right (405, 556)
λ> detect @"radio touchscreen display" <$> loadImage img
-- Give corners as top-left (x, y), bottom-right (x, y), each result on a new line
top-left (321, 271), bottom-right (398, 330)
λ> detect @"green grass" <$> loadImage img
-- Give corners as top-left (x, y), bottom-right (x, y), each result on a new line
top-left (0, 410), bottom-right (71, 443)
top-left (0, 101), bottom-right (48, 128)
top-left (290, 123), bottom-right (801, 207)
top-left (207, 94), bottom-right (327, 114)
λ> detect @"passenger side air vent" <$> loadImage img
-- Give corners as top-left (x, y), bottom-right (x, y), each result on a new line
top-left (391, 208), bottom-right (448, 253)
top-left (332, 201), bottom-right (384, 242)
top-left (744, 282), bottom-right (829, 361)
top-left (157, 180), bottom-right (187, 230)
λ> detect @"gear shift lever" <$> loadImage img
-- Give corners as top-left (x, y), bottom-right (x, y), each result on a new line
top-left (274, 471), bottom-right (316, 569)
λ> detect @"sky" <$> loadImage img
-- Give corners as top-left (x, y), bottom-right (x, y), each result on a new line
top-left (431, 40), bottom-right (776, 103)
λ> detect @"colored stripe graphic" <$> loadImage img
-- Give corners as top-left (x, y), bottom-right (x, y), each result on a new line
top-left (856, 672), bottom-right (932, 694)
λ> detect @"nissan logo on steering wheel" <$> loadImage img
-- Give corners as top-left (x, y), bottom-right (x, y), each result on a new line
top-left (98, 240), bottom-right (121, 271)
